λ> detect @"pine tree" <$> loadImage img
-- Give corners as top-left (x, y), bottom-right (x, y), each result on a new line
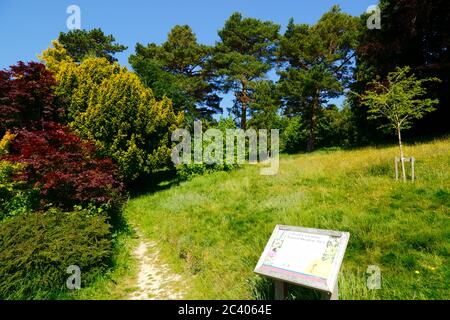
top-left (279, 6), bottom-right (359, 151)
top-left (212, 12), bottom-right (280, 129)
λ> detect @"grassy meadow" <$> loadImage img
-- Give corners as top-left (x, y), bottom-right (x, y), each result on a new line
top-left (123, 137), bottom-right (450, 300)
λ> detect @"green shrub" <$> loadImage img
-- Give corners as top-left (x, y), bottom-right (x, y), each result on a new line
top-left (0, 210), bottom-right (112, 299)
top-left (281, 106), bottom-right (356, 153)
top-left (0, 161), bottom-right (39, 221)
top-left (281, 116), bottom-right (308, 153)
top-left (71, 69), bottom-right (183, 182)
top-left (44, 55), bottom-right (183, 182)
top-left (53, 57), bottom-right (122, 121)
top-left (317, 105), bottom-right (356, 149)
top-left (176, 117), bottom-right (239, 180)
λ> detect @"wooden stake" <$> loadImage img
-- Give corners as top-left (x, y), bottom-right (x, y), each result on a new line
top-left (395, 157), bottom-right (399, 180)
top-left (274, 280), bottom-right (288, 300)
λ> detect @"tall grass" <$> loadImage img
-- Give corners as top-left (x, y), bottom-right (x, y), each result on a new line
top-left (125, 138), bottom-right (450, 299)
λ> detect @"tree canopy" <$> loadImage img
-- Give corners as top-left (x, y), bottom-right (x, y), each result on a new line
top-left (212, 12), bottom-right (280, 129)
top-left (41, 46), bottom-right (183, 181)
top-left (278, 5), bottom-right (360, 151)
top-left (361, 66), bottom-right (439, 181)
top-left (39, 3), bottom-right (450, 156)
top-left (362, 67), bottom-right (439, 133)
top-left (352, 0), bottom-right (450, 142)
top-left (58, 28), bottom-right (127, 63)
top-left (129, 25), bottom-right (220, 124)
top-left (0, 61), bottom-right (62, 134)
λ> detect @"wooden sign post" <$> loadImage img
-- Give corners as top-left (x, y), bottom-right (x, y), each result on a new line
top-left (254, 225), bottom-right (350, 300)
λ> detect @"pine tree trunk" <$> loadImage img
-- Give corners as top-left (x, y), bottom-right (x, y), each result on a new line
top-left (307, 90), bottom-right (320, 152)
top-left (241, 104), bottom-right (247, 130)
top-left (397, 125), bottom-right (406, 182)
top-left (241, 81), bottom-right (248, 130)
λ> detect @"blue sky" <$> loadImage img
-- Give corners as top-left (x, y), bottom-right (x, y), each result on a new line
top-left (0, 0), bottom-right (376, 112)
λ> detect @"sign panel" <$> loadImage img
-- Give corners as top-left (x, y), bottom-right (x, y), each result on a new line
top-left (254, 225), bottom-right (350, 293)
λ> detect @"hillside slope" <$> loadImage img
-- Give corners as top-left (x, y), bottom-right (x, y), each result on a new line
top-left (126, 138), bottom-right (450, 299)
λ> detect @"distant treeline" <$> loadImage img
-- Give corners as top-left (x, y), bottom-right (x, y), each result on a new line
top-left (45, 0), bottom-right (449, 153)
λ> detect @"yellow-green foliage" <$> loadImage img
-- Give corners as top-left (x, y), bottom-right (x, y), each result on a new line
top-left (38, 40), bottom-right (73, 74)
top-left (40, 43), bottom-right (184, 181)
top-left (42, 49), bottom-right (122, 121)
top-left (38, 40), bottom-right (74, 74)
top-left (73, 71), bottom-right (183, 181)
top-left (60, 58), bottom-right (122, 121)
top-left (0, 131), bottom-right (16, 156)
top-left (0, 132), bottom-right (38, 219)
top-left (0, 161), bottom-right (23, 190)
top-left (126, 138), bottom-right (450, 299)
top-left (0, 160), bottom-right (39, 220)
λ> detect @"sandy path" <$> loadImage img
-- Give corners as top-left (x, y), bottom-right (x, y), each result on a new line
top-left (129, 235), bottom-right (185, 300)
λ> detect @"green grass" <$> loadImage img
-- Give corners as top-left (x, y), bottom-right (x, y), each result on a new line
top-left (124, 138), bottom-right (450, 300)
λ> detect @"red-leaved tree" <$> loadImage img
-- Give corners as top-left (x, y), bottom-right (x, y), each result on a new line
top-left (3, 122), bottom-right (124, 210)
top-left (0, 61), bottom-right (64, 134)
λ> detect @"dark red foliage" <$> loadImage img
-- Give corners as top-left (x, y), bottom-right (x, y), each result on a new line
top-left (0, 61), bottom-right (64, 134)
top-left (2, 121), bottom-right (124, 210)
